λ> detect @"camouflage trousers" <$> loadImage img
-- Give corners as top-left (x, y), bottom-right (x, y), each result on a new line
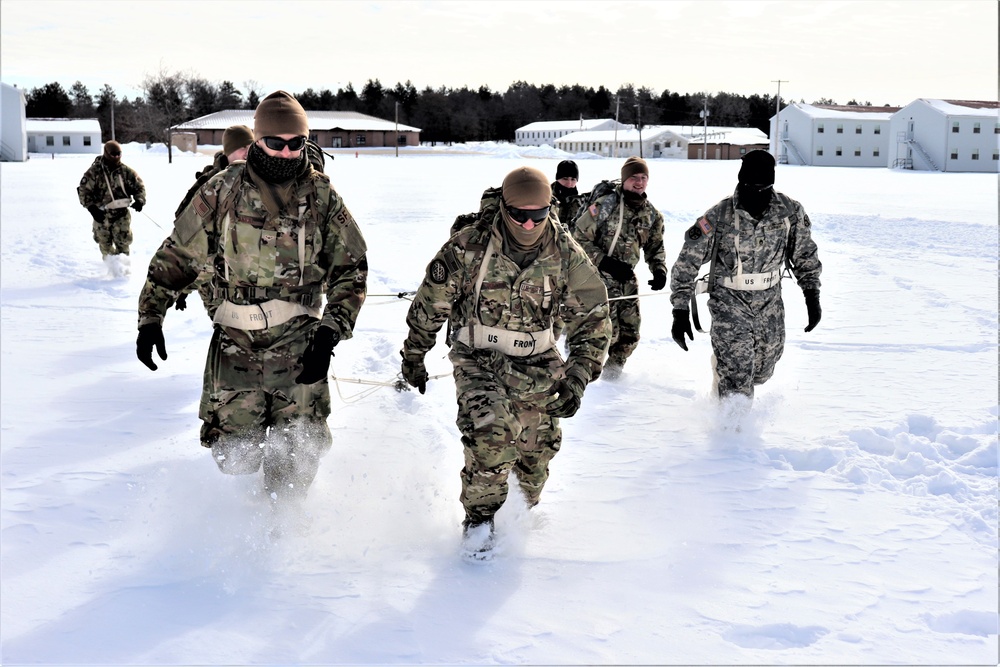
top-left (708, 288), bottom-right (785, 398)
top-left (199, 320), bottom-right (333, 500)
top-left (450, 348), bottom-right (565, 524)
top-left (92, 212), bottom-right (132, 256)
top-left (605, 278), bottom-right (641, 366)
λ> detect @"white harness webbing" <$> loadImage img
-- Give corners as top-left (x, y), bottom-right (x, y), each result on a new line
top-left (213, 299), bottom-right (321, 331)
top-left (453, 235), bottom-right (556, 357)
top-left (605, 197), bottom-right (625, 258)
top-left (695, 213), bottom-right (791, 293)
top-left (101, 170), bottom-right (131, 210)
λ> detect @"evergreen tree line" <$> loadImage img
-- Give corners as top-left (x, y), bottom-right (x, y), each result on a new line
top-left (23, 71), bottom-right (882, 146)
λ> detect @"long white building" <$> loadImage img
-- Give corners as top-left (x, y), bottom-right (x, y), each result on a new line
top-left (25, 118), bottom-right (102, 155)
top-left (773, 103), bottom-right (896, 167)
top-left (514, 118), bottom-right (626, 147)
top-left (555, 125), bottom-right (767, 160)
top-left (888, 99), bottom-right (999, 172)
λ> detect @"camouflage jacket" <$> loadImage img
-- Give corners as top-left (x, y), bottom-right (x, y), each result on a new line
top-left (571, 182), bottom-right (667, 283)
top-left (175, 152), bottom-right (230, 218)
top-left (138, 162), bottom-right (368, 338)
top-left (404, 211), bottom-right (611, 385)
top-left (551, 182), bottom-right (587, 232)
top-left (669, 188), bottom-right (822, 310)
top-left (77, 157), bottom-right (146, 213)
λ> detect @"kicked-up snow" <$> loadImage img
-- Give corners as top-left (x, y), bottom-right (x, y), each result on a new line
top-left (1, 143), bottom-right (997, 665)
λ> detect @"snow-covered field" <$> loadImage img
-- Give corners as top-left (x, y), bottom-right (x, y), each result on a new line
top-left (1, 142), bottom-right (997, 665)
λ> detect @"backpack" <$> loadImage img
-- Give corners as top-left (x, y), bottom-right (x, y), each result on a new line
top-left (450, 185), bottom-right (503, 236)
top-left (581, 179), bottom-right (619, 210)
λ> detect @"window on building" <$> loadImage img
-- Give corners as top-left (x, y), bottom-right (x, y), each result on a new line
top-left (873, 148), bottom-right (880, 157)
top-left (995, 123), bottom-right (1000, 134)
top-left (397, 135), bottom-right (406, 145)
top-left (816, 148), bottom-right (823, 156)
top-left (45, 136), bottom-right (54, 146)
top-left (874, 125), bottom-right (881, 135)
top-left (855, 125), bottom-right (862, 134)
top-left (973, 122), bottom-right (981, 134)
top-left (356, 135), bottom-right (366, 145)
top-left (62, 136), bottom-right (71, 146)
top-left (971, 149), bottom-right (979, 160)
top-left (952, 121), bottom-right (959, 133)
top-left (950, 149), bottom-right (958, 159)
top-left (817, 124), bottom-right (824, 134)
top-left (835, 147), bottom-right (842, 156)
top-left (836, 124), bottom-right (843, 134)
top-left (83, 136), bottom-right (92, 146)
top-left (993, 151), bottom-right (998, 160)
top-left (854, 148), bottom-right (861, 156)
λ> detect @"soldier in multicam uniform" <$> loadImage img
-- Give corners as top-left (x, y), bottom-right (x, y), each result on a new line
top-left (551, 159), bottom-right (587, 232)
top-left (77, 140), bottom-right (146, 259)
top-left (669, 149), bottom-right (822, 400)
top-left (135, 91), bottom-right (368, 504)
top-left (400, 166), bottom-right (611, 560)
top-left (572, 156), bottom-right (667, 378)
top-left (171, 125), bottom-right (255, 318)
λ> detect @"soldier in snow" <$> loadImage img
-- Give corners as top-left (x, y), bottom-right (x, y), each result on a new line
top-left (77, 140), bottom-right (146, 260)
top-left (400, 166), bottom-right (611, 560)
top-left (171, 124), bottom-right (255, 317)
top-left (669, 149), bottom-right (822, 400)
top-left (136, 91), bottom-right (368, 505)
top-left (550, 159), bottom-right (587, 232)
top-left (571, 156), bottom-right (667, 378)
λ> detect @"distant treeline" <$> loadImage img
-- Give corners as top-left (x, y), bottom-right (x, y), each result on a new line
top-left (22, 71), bottom-right (883, 145)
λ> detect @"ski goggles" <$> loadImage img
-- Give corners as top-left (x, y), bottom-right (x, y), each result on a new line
top-left (505, 205), bottom-right (550, 224)
top-left (262, 136), bottom-right (307, 152)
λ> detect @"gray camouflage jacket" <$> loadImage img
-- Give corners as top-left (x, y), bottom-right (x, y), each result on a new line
top-left (670, 188), bottom-right (822, 310)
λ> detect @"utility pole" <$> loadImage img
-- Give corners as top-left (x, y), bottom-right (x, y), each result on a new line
top-left (771, 79), bottom-right (788, 158)
top-left (395, 101), bottom-right (399, 157)
top-left (634, 102), bottom-right (643, 158)
top-left (613, 95), bottom-right (620, 158)
top-left (699, 95), bottom-right (710, 159)
top-left (110, 92), bottom-right (116, 142)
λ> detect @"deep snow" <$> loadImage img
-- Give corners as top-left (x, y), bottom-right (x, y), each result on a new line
top-left (1, 142), bottom-right (997, 666)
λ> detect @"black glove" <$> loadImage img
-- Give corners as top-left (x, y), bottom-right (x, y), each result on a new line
top-left (671, 309), bottom-right (693, 351)
top-left (648, 268), bottom-right (667, 291)
top-left (295, 326), bottom-right (339, 384)
top-left (87, 204), bottom-right (105, 222)
top-left (598, 256), bottom-right (634, 283)
top-left (803, 288), bottom-right (822, 332)
top-left (400, 353), bottom-right (428, 394)
top-left (137, 323), bottom-right (167, 371)
top-left (174, 293), bottom-right (188, 311)
top-left (547, 374), bottom-right (587, 419)
top-left (131, 200), bottom-right (144, 212)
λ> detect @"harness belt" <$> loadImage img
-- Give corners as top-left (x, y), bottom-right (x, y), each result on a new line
top-left (453, 323), bottom-right (556, 357)
top-left (695, 268), bottom-right (783, 294)
top-left (213, 284), bottom-right (320, 305)
top-left (102, 198), bottom-right (132, 210)
top-left (213, 299), bottom-right (321, 331)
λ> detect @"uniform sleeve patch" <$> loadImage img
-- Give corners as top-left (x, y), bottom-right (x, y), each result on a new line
top-left (686, 224), bottom-right (703, 241)
top-left (428, 259), bottom-right (448, 284)
top-left (697, 216), bottom-right (713, 235)
top-left (588, 204), bottom-right (598, 217)
top-left (193, 193), bottom-right (211, 218)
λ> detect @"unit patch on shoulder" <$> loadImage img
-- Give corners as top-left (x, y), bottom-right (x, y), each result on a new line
top-left (697, 216), bottom-right (713, 235)
top-left (428, 258), bottom-right (448, 284)
top-left (686, 224), bottom-right (702, 241)
top-left (588, 204), bottom-right (598, 217)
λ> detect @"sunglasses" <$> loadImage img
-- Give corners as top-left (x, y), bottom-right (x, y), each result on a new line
top-left (262, 136), bottom-right (307, 152)
top-left (107, 151), bottom-right (121, 157)
top-left (505, 205), bottom-right (550, 224)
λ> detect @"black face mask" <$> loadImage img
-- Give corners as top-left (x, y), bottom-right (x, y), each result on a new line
top-left (247, 142), bottom-right (306, 184)
top-left (736, 183), bottom-right (774, 219)
top-left (622, 189), bottom-right (646, 210)
top-left (552, 181), bottom-right (578, 203)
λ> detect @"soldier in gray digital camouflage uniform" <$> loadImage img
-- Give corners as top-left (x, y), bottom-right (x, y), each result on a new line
top-left (669, 149), bottom-right (822, 400)
top-left (77, 140), bottom-right (146, 259)
top-left (136, 91), bottom-right (368, 504)
top-left (572, 156), bottom-right (667, 378)
top-left (400, 166), bottom-right (611, 560)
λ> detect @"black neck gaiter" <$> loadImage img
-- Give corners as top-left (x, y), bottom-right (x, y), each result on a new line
top-left (552, 181), bottom-right (578, 204)
top-left (622, 189), bottom-right (647, 211)
top-left (247, 143), bottom-right (306, 184)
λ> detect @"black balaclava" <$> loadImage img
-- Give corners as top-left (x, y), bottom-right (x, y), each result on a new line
top-left (247, 142), bottom-right (307, 184)
top-left (552, 181), bottom-right (578, 204)
top-left (736, 149), bottom-right (776, 220)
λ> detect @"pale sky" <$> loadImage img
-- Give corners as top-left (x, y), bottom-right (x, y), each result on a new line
top-left (2, 0), bottom-right (997, 107)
